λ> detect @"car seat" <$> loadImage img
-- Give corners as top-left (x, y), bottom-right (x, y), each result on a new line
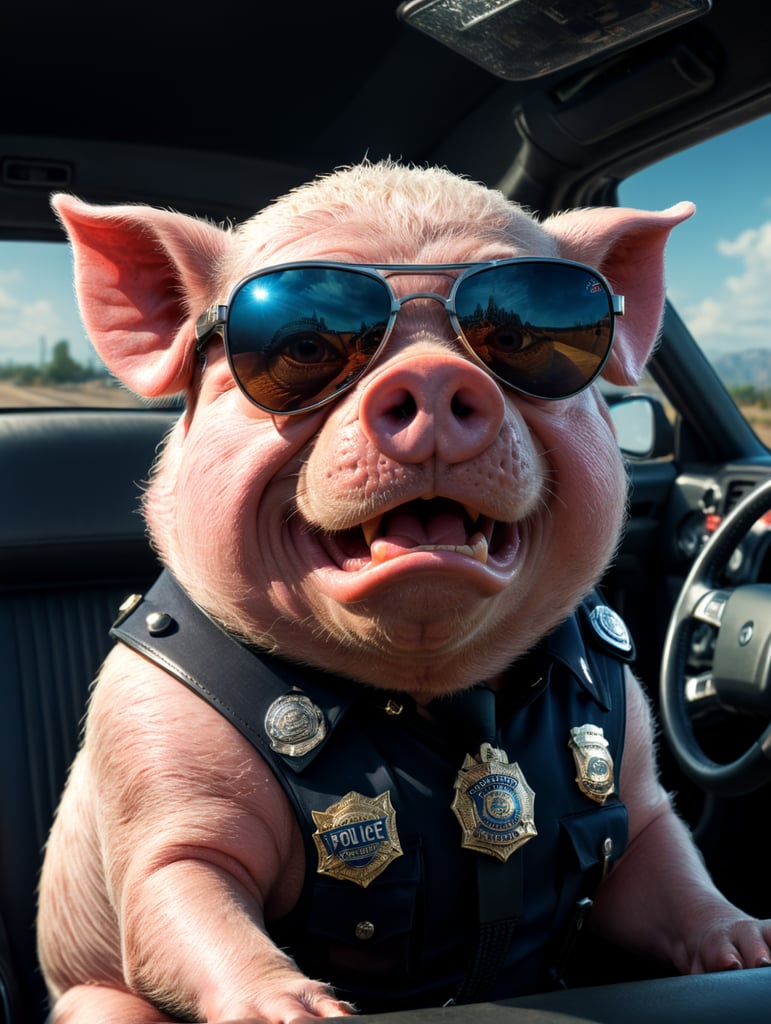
top-left (0, 407), bottom-right (176, 1023)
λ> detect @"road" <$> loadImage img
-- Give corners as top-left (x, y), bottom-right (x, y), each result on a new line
top-left (0, 380), bottom-right (146, 409)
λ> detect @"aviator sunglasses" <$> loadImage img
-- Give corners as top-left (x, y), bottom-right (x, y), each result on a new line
top-left (195, 259), bottom-right (624, 415)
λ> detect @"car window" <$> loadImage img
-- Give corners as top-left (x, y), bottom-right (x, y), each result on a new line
top-left (0, 239), bottom-right (145, 409)
top-left (618, 113), bottom-right (771, 448)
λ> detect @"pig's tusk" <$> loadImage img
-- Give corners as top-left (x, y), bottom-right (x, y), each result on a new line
top-left (362, 516), bottom-right (384, 548)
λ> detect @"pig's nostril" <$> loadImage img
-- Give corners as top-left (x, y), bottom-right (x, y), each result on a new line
top-left (450, 391), bottom-right (474, 419)
top-left (387, 390), bottom-right (472, 424)
top-left (386, 391), bottom-right (417, 425)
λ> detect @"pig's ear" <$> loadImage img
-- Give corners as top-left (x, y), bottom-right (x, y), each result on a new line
top-left (51, 194), bottom-right (232, 398)
top-left (543, 202), bottom-right (695, 386)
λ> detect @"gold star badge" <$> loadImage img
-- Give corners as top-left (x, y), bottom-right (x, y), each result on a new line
top-left (312, 791), bottom-right (403, 888)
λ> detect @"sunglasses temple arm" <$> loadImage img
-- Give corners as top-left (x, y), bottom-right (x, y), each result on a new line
top-left (612, 295), bottom-right (624, 316)
top-left (195, 303), bottom-right (228, 352)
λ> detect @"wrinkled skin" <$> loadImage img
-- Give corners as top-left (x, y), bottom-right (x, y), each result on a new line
top-left (37, 163), bottom-right (771, 1024)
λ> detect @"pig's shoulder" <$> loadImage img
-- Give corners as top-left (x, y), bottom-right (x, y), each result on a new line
top-left (89, 641), bottom-right (230, 734)
top-left (87, 643), bottom-right (282, 797)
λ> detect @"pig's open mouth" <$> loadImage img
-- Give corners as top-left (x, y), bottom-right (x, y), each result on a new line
top-left (320, 497), bottom-right (510, 570)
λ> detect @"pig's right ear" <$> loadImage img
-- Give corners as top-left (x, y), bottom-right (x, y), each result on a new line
top-left (51, 194), bottom-right (233, 398)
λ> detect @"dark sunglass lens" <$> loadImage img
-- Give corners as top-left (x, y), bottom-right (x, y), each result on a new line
top-left (226, 267), bottom-right (391, 412)
top-left (455, 262), bottom-right (614, 399)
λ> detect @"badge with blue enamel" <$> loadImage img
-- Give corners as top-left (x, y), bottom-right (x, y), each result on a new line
top-left (312, 791), bottom-right (403, 888)
top-left (569, 724), bottom-right (615, 803)
top-left (452, 742), bottom-right (537, 861)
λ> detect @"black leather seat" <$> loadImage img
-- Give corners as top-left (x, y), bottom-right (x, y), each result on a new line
top-left (0, 407), bottom-right (176, 1023)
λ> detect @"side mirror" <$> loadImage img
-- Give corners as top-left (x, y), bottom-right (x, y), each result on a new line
top-left (609, 394), bottom-right (674, 459)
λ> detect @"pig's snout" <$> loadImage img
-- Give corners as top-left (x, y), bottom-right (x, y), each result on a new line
top-left (358, 354), bottom-right (506, 465)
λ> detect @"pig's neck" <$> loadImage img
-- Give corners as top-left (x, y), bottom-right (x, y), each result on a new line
top-left (409, 670), bottom-right (507, 716)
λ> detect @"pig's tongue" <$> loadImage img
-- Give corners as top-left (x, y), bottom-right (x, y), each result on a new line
top-left (368, 505), bottom-right (489, 565)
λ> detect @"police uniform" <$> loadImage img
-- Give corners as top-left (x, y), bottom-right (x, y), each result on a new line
top-left (113, 571), bottom-right (634, 1013)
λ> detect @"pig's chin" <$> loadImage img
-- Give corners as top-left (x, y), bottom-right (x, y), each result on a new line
top-left (299, 497), bottom-right (522, 602)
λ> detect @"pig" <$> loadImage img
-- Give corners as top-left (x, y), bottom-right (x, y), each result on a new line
top-left (37, 160), bottom-right (771, 1024)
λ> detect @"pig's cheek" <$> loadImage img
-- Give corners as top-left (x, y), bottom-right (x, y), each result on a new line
top-left (154, 401), bottom-right (321, 606)
top-left (524, 398), bottom-right (628, 574)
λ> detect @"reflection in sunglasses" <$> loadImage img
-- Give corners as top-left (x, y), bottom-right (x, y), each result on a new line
top-left (232, 323), bottom-right (386, 412)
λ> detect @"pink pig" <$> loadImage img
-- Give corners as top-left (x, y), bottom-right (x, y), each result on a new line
top-left (37, 161), bottom-right (771, 1024)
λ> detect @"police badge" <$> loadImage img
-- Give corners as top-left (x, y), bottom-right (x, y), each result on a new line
top-left (569, 724), bottom-right (615, 803)
top-left (312, 791), bottom-right (403, 888)
top-left (264, 693), bottom-right (326, 757)
top-left (451, 742), bottom-right (537, 861)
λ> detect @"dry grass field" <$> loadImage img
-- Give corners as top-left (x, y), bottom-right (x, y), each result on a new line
top-left (740, 404), bottom-right (771, 448)
top-left (0, 379), bottom-right (148, 409)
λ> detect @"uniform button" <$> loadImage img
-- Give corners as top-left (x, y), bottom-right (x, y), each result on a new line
top-left (354, 920), bottom-right (375, 941)
top-left (146, 611), bottom-right (173, 636)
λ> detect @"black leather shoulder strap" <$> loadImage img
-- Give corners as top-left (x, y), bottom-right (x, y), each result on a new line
top-left (110, 570), bottom-right (355, 774)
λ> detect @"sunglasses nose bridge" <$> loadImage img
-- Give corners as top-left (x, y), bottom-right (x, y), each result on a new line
top-left (392, 289), bottom-right (452, 309)
top-left (389, 290), bottom-right (457, 341)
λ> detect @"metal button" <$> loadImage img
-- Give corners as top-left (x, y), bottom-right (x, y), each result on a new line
top-left (112, 592), bottom-right (142, 628)
top-left (118, 593), bottom-right (142, 615)
top-left (146, 611), bottom-right (173, 636)
top-left (354, 920), bottom-right (375, 941)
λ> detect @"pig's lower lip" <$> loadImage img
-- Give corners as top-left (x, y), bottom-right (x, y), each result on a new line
top-left (295, 501), bottom-right (522, 599)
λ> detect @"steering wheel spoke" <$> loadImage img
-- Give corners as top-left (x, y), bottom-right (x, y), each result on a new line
top-left (684, 670), bottom-right (718, 706)
top-left (692, 588), bottom-right (731, 628)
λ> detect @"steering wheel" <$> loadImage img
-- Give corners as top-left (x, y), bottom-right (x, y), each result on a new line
top-left (660, 477), bottom-right (771, 797)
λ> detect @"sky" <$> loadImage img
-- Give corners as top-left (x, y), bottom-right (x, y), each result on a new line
top-left (0, 239), bottom-right (93, 367)
top-left (1, 113), bottom-right (770, 371)
top-left (619, 113), bottom-right (771, 361)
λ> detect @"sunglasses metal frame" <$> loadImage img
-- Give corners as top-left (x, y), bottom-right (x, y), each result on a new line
top-left (195, 258), bottom-right (624, 415)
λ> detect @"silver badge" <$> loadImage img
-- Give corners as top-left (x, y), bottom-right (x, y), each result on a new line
top-left (589, 604), bottom-right (633, 654)
top-left (569, 724), bottom-right (615, 803)
top-left (312, 791), bottom-right (403, 887)
top-left (264, 693), bottom-right (326, 757)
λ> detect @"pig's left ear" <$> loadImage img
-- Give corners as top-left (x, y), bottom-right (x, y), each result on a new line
top-left (52, 194), bottom-right (233, 398)
top-left (543, 202), bottom-right (695, 385)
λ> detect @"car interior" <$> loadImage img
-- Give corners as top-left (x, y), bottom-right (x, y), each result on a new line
top-left (3, 1), bottom-right (771, 1022)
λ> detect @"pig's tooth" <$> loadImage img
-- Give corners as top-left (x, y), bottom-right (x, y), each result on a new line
top-left (421, 536), bottom-right (489, 562)
top-left (469, 533), bottom-right (489, 564)
top-left (362, 515), bottom-right (383, 548)
top-left (463, 505), bottom-right (481, 524)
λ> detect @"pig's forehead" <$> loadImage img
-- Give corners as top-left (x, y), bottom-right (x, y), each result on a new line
top-left (226, 205), bottom-right (558, 283)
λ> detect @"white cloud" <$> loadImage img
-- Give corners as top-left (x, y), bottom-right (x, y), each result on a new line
top-left (684, 220), bottom-right (771, 355)
top-left (0, 248), bottom-right (90, 364)
top-left (0, 292), bottom-right (72, 363)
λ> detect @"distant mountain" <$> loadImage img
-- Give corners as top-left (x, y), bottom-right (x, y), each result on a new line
top-left (710, 348), bottom-right (771, 388)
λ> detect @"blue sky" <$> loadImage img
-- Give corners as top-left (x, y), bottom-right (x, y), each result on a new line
top-left (619, 113), bottom-right (771, 360)
top-left (0, 239), bottom-right (92, 366)
top-left (1, 112), bottom-right (769, 370)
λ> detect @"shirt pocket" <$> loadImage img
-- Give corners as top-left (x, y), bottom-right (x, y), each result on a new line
top-left (306, 840), bottom-right (422, 982)
top-left (554, 798), bottom-right (629, 923)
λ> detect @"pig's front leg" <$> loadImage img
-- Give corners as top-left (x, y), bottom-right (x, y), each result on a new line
top-left (115, 856), bottom-right (354, 1023)
top-left (84, 654), bottom-right (354, 1023)
top-left (49, 983), bottom-right (182, 1023)
top-left (50, 982), bottom-right (324, 1024)
top-left (591, 670), bottom-right (771, 974)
